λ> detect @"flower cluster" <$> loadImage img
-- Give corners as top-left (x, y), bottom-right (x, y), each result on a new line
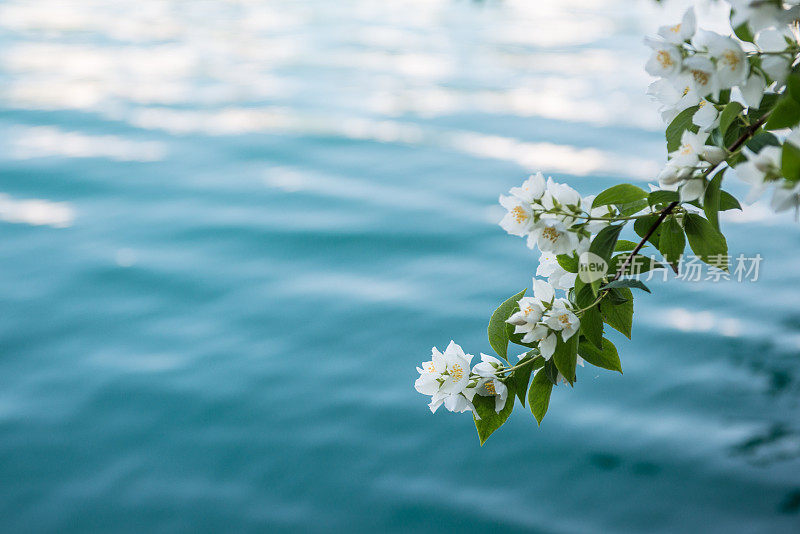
top-left (414, 341), bottom-right (509, 418)
top-left (735, 127), bottom-right (800, 211)
top-left (506, 279), bottom-right (581, 361)
top-left (415, 0), bottom-right (800, 444)
top-left (499, 172), bottom-right (614, 256)
top-left (647, 2), bottom-right (800, 209)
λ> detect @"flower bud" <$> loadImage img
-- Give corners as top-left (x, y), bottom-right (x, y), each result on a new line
top-left (702, 146), bottom-right (726, 165)
top-left (658, 164), bottom-right (680, 185)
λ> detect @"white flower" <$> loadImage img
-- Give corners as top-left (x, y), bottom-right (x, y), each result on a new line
top-left (761, 55), bottom-right (791, 86)
top-left (498, 172), bottom-right (549, 238)
top-left (509, 171), bottom-right (547, 204)
top-left (506, 296), bottom-right (545, 339)
top-left (648, 76), bottom-right (700, 123)
top-left (499, 194), bottom-right (534, 237)
top-left (528, 326), bottom-right (558, 360)
top-left (436, 393), bottom-right (478, 417)
top-left (679, 178), bottom-right (706, 202)
top-left (692, 100), bottom-right (720, 131)
top-left (756, 29), bottom-right (793, 85)
top-left (415, 352), bottom-right (444, 397)
top-left (771, 181), bottom-right (800, 213)
top-left (734, 161), bottom-right (768, 202)
top-left (537, 251), bottom-right (578, 291)
top-left (644, 38), bottom-right (682, 78)
top-left (694, 31), bottom-right (748, 88)
top-left (733, 145), bottom-right (781, 202)
top-left (543, 299), bottom-right (580, 342)
top-left (669, 130), bottom-right (710, 168)
top-left (740, 73), bottom-right (767, 108)
top-left (539, 178), bottom-right (582, 224)
top-left (582, 195), bottom-right (615, 233)
top-left (658, 162), bottom-right (692, 187)
top-left (684, 55), bottom-right (720, 99)
top-left (657, 7), bottom-right (696, 44)
top-left (787, 129), bottom-right (800, 149)
top-left (415, 341), bottom-right (475, 414)
top-left (435, 341), bottom-right (473, 395)
top-left (528, 218), bottom-right (579, 255)
top-left (668, 130), bottom-right (724, 172)
top-left (506, 280), bottom-right (561, 356)
top-left (711, 37), bottom-right (748, 88)
top-left (472, 354), bottom-right (509, 413)
top-left (506, 279), bottom-right (554, 341)
top-left (729, 0), bottom-right (783, 33)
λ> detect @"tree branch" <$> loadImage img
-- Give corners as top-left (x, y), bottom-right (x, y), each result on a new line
top-left (611, 111), bottom-right (771, 281)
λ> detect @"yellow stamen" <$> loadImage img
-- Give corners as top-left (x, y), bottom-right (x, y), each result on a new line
top-left (512, 205), bottom-right (529, 224)
top-left (541, 226), bottom-right (560, 243)
top-left (484, 381), bottom-right (497, 395)
top-left (656, 50), bottom-right (674, 69)
top-left (722, 50), bottom-right (740, 71)
top-left (692, 69), bottom-right (709, 87)
top-left (450, 364), bottom-right (463, 381)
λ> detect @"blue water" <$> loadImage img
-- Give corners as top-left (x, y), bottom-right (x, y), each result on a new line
top-left (1, 0), bottom-right (799, 532)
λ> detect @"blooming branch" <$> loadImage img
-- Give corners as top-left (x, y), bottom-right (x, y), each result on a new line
top-left (415, 0), bottom-right (800, 445)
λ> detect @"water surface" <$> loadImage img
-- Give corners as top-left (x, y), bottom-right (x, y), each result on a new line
top-left (1, 0), bottom-right (799, 532)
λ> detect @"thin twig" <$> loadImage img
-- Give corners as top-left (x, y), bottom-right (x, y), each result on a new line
top-left (611, 111), bottom-right (771, 282)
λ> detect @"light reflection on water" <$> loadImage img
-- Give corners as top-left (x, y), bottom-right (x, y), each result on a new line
top-left (1, 0), bottom-right (800, 532)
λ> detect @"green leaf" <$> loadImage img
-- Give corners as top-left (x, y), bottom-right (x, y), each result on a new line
top-left (552, 334), bottom-right (579, 385)
top-left (557, 253), bottom-right (578, 273)
top-left (601, 287), bottom-right (633, 339)
top-left (488, 289), bottom-right (526, 361)
top-left (683, 213), bottom-right (729, 270)
top-left (573, 279), bottom-right (596, 309)
top-left (528, 370), bottom-right (553, 425)
top-left (543, 358), bottom-right (559, 385)
top-left (766, 97), bottom-right (800, 130)
top-left (745, 132), bottom-right (780, 154)
top-left (782, 141), bottom-right (800, 183)
top-left (578, 338), bottom-right (622, 374)
top-left (703, 171), bottom-right (723, 231)
top-left (473, 390), bottom-right (515, 445)
top-left (589, 224), bottom-right (623, 262)
top-left (580, 305), bottom-right (604, 349)
top-left (511, 353), bottom-right (543, 407)
top-left (733, 21), bottom-right (754, 43)
top-left (614, 239), bottom-right (641, 252)
top-left (634, 213), bottom-right (662, 248)
top-left (648, 190), bottom-right (679, 207)
top-left (724, 121), bottom-right (748, 149)
top-left (617, 198), bottom-right (650, 217)
top-left (719, 101), bottom-right (744, 136)
top-left (605, 287), bottom-right (629, 305)
top-left (666, 106), bottom-right (700, 152)
top-left (603, 279), bottom-right (651, 293)
top-left (720, 190), bottom-right (742, 211)
top-left (592, 184), bottom-right (648, 208)
top-left (659, 214), bottom-right (685, 267)
top-left (750, 93), bottom-right (780, 118)
top-left (609, 253), bottom-right (664, 277)
top-left (788, 73), bottom-right (800, 102)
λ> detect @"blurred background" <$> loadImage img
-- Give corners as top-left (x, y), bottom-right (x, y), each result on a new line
top-left (1, 0), bottom-right (799, 532)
